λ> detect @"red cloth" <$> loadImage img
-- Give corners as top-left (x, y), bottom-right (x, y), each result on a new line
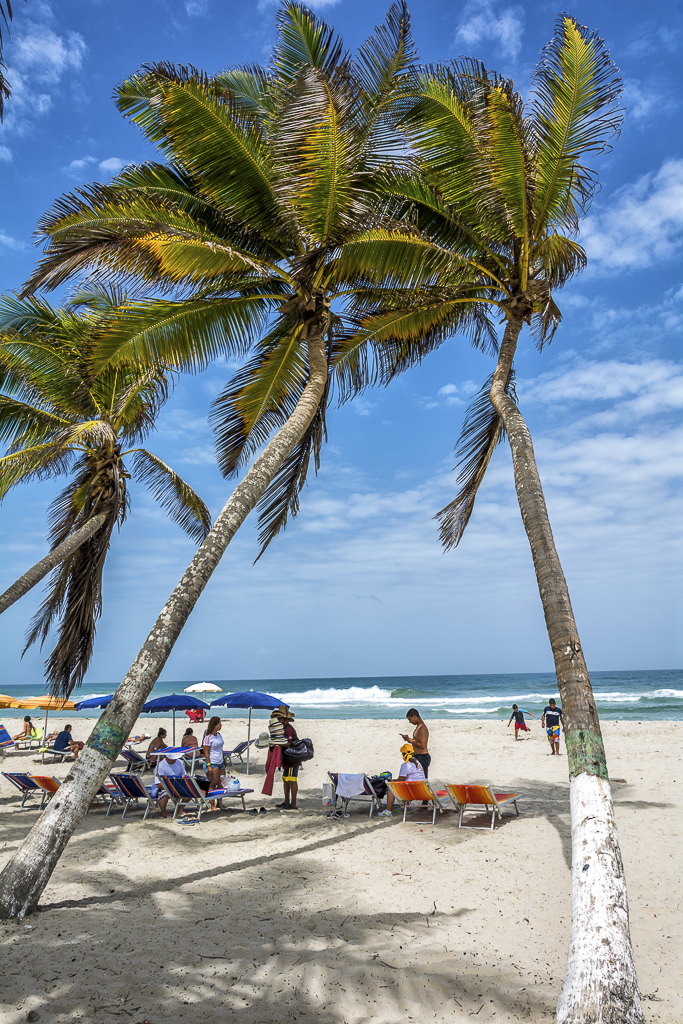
top-left (262, 743), bottom-right (282, 796)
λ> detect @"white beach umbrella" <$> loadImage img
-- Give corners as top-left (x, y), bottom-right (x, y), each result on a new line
top-left (184, 682), bottom-right (223, 701)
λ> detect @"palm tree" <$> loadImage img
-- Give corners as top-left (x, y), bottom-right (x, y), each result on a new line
top-left (345, 17), bottom-right (641, 1024)
top-left (0, 288), bottom-right (211, 696)
top-left (0, 1), bottom-right (20, 120)
top-left (0, 1), bottom-right (461, 918)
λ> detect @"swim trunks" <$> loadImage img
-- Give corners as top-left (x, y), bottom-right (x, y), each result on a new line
top-left (413, 752), bottom-right (431, 778)
top-left (547, 725), bottom-right (560, 743)
top-left (282, 763), bottom-right (300, 782)
top-left (515, 722), bottom-right (529, 732)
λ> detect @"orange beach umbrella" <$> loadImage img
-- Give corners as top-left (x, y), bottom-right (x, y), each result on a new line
top-left (0, 694), bottom-right (20, 709)
top-left (18, 695), bottom-right (77, 737)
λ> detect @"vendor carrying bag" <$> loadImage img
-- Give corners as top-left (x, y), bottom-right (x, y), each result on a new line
top-left (282, 738), bottom-right (314, 763)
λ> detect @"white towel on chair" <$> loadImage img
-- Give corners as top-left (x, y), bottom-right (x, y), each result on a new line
top-left (335, 773), bottom-right (366, 798)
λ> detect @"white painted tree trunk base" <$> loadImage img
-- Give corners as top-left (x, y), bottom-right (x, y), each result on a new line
top-left (557, 773), bottom-right (644, 1024)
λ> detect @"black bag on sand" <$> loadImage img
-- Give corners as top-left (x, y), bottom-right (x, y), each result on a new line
top-left (283, 738), bottom-right (314, 763)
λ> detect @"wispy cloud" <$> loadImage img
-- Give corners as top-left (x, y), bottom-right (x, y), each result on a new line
top-left (0, 145), bottom-right (12, 162)
top-left (455, 0), bottom-right (524, 61)
top-left (0, 230), bottom-right (28, 251)
top-left (99, 157), bottom-right (127, 176)
top-left (581, 159), bottom-right (683, 273)
top-left (0, 7), bottom-right (87, 138)
top-left (257, 0), bottom-right (341, 10)
top-left (185, 0), bottom-right (210, 15)
top-left (622, 78), bottom-right (677, 125)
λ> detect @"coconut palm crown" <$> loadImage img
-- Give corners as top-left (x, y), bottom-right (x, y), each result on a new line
top-left (0, 288), bottom-right (211, 697)
top-left (20, 2), bottom-right (495, 556)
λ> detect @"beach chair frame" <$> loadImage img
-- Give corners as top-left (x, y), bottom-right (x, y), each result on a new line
top-left (161, 774), bottom-right (254, 821)
top-left (386, 780), bottom-right (449, 825)
top-left (445, 784), bottom-right (523, 830)
top-left (14, 726), bottom-right (44, 751)
top-left (30, 775), bottom-right (61, 809)
top-left (109, 773), bottom-right (159, 820)
top-left (40, 744), bottom-right (75, 765)
top-left (224, 739), bottom-right (256, 768)
top-left (327, 772), bottom-right (383, 817)
top-left (2, 771), bottom-right (42, 807)
top-left (120, 747), bottom-right (152, 774)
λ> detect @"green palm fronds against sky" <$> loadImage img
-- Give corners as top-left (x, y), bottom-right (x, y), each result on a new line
top-left (0, 287), bottom-right (211, 696)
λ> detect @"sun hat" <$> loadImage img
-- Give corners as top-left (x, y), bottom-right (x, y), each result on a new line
top-left (255, 730), bottom-right (271, 748)
top-left (400, 742), bottom-right (414, 762)
top-left (272, 704), bottom-right (294, 720)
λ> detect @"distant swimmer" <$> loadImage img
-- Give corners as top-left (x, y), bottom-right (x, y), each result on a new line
top-left (401, 708), bottom-right (430, 777)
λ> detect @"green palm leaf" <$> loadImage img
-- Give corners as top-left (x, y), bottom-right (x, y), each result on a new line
top-left (131, 449), bottom-right (211, 543)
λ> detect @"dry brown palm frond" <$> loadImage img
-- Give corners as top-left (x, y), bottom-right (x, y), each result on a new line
top-left (436, 368), bottom-right (517, 549)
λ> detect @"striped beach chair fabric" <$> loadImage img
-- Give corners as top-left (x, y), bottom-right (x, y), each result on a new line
top-left (161, 774), bottom-right (254, 821)
top-left (386, 779), bottom-right (450, 825)
top-left (109, 773), bottom-right (159, 819)
top-left (2, 772), bottom-right (42, 807)
top-left (31, 775), bottom-right (61, 809)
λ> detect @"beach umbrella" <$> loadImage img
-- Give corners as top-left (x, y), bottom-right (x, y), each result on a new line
top-left (140, 693), bottom-right (209, 745)
top-left (18, 695), bottom-right (77, 737)
top-left (209, 690), bottom-right (287, 774)
top-left (73, 694), bottom-right (113, 710)
top-left (184, 682), bottom-right (223, 701)
top-left (0, 694), bottom-right (20, 709)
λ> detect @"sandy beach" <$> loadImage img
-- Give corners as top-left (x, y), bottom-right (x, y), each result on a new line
top-left (0, 717), bottom-right (680, 1024)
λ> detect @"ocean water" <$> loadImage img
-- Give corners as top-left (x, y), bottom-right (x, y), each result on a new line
top-left (2, 669), bottom-right (681, 722)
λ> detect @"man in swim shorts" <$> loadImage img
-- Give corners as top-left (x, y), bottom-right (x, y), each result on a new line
top-left (507, 704), bottom-right (535, 740)
top-left (541, 699), bottom-right (564, 755)
top-left (401, 708), bottom-right (430, 777)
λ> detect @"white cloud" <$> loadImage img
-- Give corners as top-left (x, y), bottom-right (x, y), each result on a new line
top-left (99, 157), bottom-right (126, 175)
top-left (185, 0), bottom-right (209, 15)
top-left (0, 145), bottom-right (11, 161)
top-left (581, 159), bottom-right (683, 272)
top-left (622, 79), bottom-right (676, 124)
top-left (455, 0), bottom-right (524, 61)
top-left (10, 24), bottom-right (86, 83)
top-left (257, 0), bottom-right (340, 9)
top-left (0, 230), bottom-right (27, 251)
top-left (1, 13), bottom-right (87, 136)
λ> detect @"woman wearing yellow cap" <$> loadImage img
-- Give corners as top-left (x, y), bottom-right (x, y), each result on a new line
top-left (378, 742), bottom-right (426, 818)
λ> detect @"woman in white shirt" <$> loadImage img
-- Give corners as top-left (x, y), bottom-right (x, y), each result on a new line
top-left (202, 716), bottom-right (224, 808)
top-left (378, 743), bottom-right (425, 818)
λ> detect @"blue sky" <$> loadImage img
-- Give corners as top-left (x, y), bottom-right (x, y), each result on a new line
top-left (0, 0), bottom-right (681, 689)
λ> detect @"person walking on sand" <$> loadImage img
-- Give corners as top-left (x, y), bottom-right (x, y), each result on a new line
top-left (541, 698), bottom-right (565, 755)
top-left (401, 708), bottom-right (430, 777)
top-left (507, 704), bottom-right (536, 740)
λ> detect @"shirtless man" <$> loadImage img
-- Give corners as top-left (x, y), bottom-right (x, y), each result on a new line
top-left (401, 708), bottom-right (430, 777)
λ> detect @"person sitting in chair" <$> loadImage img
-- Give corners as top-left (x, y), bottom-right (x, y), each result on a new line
top-left (13, 716), bottom-right (35, 747)
top-left (53, 724), bottom-right (84, 760)
top-left (378, 743), bottom-right (425, 818)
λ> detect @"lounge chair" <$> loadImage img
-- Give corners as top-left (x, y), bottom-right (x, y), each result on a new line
top-left (31, 775), bottom-right (61, 809)
top-left (0, 725), bottom-right (14, 751)
top-left (386, 779), bottom-right (450, 825)
top-left (14, 726), bottom-right (43, 751)
top-left (161, 774), bottom-right (254, 821)
top-left (224, 739), bottom-right (256, 768)
top-left (2, 771), bottom-right (42, 807)
top-left (327, 772), bottom-right (384, 817)
top-left (108, 773), bottom-right (159, 820)
top-left (444, 784), bottom-right (523, 830)
top-left (40, 741), bottom-right (75, 764)
top-left (120, 747), bottom-right (152, 773)
top-left (87, 782), bottom-right (122, 815)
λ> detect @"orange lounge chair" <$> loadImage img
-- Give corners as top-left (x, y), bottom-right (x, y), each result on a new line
top-left (445, 784), bottom-right (523, 830)
top-left (31, 775), bottom-right (61, 809)
top-left (386, 779), bottom-right (450, 825)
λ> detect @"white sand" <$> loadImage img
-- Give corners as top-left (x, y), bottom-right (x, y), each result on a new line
top-left (0, 717), bottom-right (680, 1023)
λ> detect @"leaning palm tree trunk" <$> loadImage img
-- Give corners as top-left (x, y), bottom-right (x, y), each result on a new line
top-left (490, 318), bottom-right (643, 1024)
top-left (0, 512), bottom-right (109, 615)
top-left (0, 330), bottom-right (327, 920)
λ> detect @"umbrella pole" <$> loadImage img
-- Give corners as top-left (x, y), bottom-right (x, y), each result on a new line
top-left (173, 708), bottom-right (176, 746)
top-left (246, 707), bottom-right (252, 775)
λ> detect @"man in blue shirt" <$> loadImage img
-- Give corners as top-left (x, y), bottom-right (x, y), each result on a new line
top-left (541, 700), bottom-right (564, 755)
top-left (53, 724), bottom-right (83, 759)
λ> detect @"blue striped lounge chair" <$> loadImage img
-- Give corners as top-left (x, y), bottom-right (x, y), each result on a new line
top-left (108, 773), bottom-right (159, 820)
top-left (2, 771), bottom-right (42, 807)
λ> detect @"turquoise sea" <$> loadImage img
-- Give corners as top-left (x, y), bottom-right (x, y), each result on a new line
top-left (2, 669), bottom-right (681, 722)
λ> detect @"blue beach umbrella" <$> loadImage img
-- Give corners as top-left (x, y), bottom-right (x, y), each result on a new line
top-left (141, 693), bottom-right (210, 745)
top-left (209, 690), bottom-right (287, 774)
top-left (74, 694), bottom-right (113, 710)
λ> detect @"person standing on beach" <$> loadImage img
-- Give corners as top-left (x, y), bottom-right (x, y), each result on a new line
top-left (507, 704), bottom-right (536, 740)
top-left (541, 699), bottom-right (565, 755)
top-left (271, 705), bottom-right (303, 811)
top-left (202, 717), bottom-right (225, 809)
top-left (401, 708), bottom-right (430, 777)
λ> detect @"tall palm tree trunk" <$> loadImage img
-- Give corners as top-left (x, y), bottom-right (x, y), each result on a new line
top-left (490, 317), bottom-right (643, 1024)
top-left (0, 329), bottom-right (328, 921)
top-left (0, 511), bottom-right (109, 614)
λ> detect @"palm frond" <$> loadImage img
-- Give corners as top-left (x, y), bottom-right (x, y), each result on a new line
top-left (436, 369), bottom-right (517, 548)
top-left (531, 14), bottom-right (622, 234)
top-left (0, 444), bottom-right (74, 498)
top-left (131, 449), bottom-right (211, 543)
top-left (272, 2), bottom-right (347, 83)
